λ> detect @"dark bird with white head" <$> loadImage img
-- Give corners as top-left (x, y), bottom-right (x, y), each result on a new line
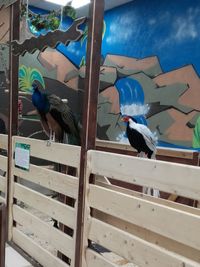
top-left (122, 115), bottom-right (157, 158)
top-left (122, 115), bottom-right (159, 197)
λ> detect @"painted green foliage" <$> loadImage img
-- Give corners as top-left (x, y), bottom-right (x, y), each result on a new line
top-left (79, 21), bottom-right (106, 67)
top-left (193, 116), bottom-right (200, 148)
top-left (19, 65), bottom-right (45, 92)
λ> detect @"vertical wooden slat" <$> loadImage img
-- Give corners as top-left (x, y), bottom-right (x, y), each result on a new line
top-left (75, 0), bottom-right (104, 266)
top-left (7, 0), bottom-right (20, 240)
top-left (0, 203), bottom-right (6, 267)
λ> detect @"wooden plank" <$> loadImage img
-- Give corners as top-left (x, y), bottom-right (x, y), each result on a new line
top-left (74, 1), bottom-right (105, 266)
top-left (0, 203), bottom-right (6, 267)
top-left (95, 180), bottom-right (200, 217)
top-left (13, 136), bottom-right (81, 168)
top-left (168, 194), bottom-right (178, 202)
top-left (96, 140), bottom-right (196, 159)
top-left (94, 209), bottom-right (200, 263)
top-left (0, 134), bottom-right (8, 150)
top-left (86, 249), bottom-right (118, 267)
top-left (0, 197), bottom-right (5, 203)
top-left (0, 176), bottom-right (5, 193)
top-left (89, 185), bottom-right (200, 251)
top-left (13, 205), bottom-right (74, 259)
top-left (88, 150), bottom-right (200, 200)
top-left (0, 156), bottom-right (7, 172)
top-left (89, 218), bottom-right (200, 267)
top-left (14, 183), bottom-right (76, 229)
top-left (13, 228), bottom-right (69, 267)
top-left (13, 164), bottom-right (79, 199)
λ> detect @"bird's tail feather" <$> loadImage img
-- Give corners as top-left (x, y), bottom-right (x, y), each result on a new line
top-left (63, 132), bottom-right (69, 144)
top-left (63, 132), bottom-right (80, 146)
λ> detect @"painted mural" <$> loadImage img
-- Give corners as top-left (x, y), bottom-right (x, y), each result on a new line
top-left (1, 0), bottom-right (200, 150)
top-left (54, 0), bottom-right (200, 150)
top-left (0, 5), bottom-right (10, 134)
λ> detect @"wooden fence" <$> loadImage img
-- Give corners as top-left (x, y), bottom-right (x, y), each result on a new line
top-left (0, 203), bottom-right (6, 267)
top-left (0, 134), bottom-right (8, 204)
top-left (0, 135), bottom-right (200, 266)
top-left (8, 136), bottom-right (81, 267)
top-left (84, 150), bottom-right (200, 267)
top-left (96, 140), bottom-right (200, 166)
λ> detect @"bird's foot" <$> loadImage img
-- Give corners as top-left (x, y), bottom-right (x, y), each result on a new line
top-left (52, 132), bottom-right (56, 142)
top-left (46, 140), bottom-right (52, 147)
top-left (137, 152), bottom-right (145, 158)
top-left (47, 131), bottom-right (56, 146)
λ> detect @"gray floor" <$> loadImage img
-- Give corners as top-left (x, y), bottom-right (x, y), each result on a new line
top-left (5, 244), bottom-right (33, 267)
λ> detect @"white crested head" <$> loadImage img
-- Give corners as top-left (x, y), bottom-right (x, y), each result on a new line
top-left (128, 117), bottom-right (137, 129)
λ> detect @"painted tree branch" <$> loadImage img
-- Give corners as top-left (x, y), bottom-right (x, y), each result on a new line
top-left (11, 17), bottom-right (86, 56)
top-left (0, 0), bottom-right (18, 8)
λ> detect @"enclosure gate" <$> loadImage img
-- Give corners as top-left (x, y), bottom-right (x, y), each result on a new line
top-left (0, 134), bottom-right (8, 205)
top-left (8, 135), bottom-right (80, 267)
top-left (84, 150), bottom-right (200, 267)
top-left (1, 134), bottom-right (200, 266)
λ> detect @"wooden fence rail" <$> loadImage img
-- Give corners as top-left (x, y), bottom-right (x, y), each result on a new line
top-left (1, 134), bottom-right (200, 267)
top-left (96, 140), bottom-right (200, 166)
top-left (8, 136), bottom-right (81, 267)
top-left (0, 134), bottom-right (8, 204)
top-left (0, 203), bottom-right (5, 267)
top-left (84, 149), bottom-right (200, 267)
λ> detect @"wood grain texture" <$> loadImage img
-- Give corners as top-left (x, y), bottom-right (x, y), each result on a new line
top-left (13, 228), bottom-right (69, 267)
top-left (89, 184), bottom-right (200, 251)
top-left (89, 218), bottom-right (200, 267)
top-left (88, 150), bottom-right (200, 200)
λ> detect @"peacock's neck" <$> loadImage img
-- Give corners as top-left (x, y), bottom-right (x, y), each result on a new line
top-left (32, 90), bottom-right (49, 113)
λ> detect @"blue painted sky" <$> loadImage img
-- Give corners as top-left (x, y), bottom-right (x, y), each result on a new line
top-left (102, 0), bottom-right (200, 74)
top-left (55, 0), bottom-right (200, 75)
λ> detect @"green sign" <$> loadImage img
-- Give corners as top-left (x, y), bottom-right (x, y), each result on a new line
top-left (15, 143), bottom-right (30, 171)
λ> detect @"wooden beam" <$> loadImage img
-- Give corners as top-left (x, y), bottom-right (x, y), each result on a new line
top-left (96, 140), bottom-right (200, 166)
top-left (13, 228), bottom-right (69, 267)
top-left (13, 136), bottom-right (81, 169)
top-left (89, 184), bottom-right (200, 251)
top-left (86, 249), bottom-right (118, 267)
top-left (13, 205), bottom-right (74, 260)
top-left (0, 203), bottom-right (5, 267)
top-left (88, 150), bottom-right (200, 200)
top-left (14, 183), bottom-right (76, 229)
top-left (12, 163), bottom-right (79, 199)
top-left (7, 0), bottom-right (20, 240)
top-left (94, 209), bottom-right (200, 263)
top-left (89, 218), bottom-right (200, 267)
top-left (75, 0), bottom-right (104, 266)
top-left (0, 135), bottom-right (8, 150)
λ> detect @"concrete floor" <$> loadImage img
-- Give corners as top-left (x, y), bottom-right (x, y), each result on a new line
top-left (5, 244), bottom-right (33, 267)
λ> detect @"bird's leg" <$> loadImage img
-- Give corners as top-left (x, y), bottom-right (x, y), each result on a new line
top-left (137, 152), bottom-right (142, 157)
top-left (47, 129), bottom-right (54, 146)
top-left (152, 189), bottom-right (160, 198)
top-left (52, 131), bottom-right (56, 142)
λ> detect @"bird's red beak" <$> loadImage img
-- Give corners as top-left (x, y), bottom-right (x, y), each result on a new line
top-left (121, 116), bottom-right (129, 122)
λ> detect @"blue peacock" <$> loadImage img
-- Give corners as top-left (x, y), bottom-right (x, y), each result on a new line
top-left (19, 65), bottom-right (80, 145)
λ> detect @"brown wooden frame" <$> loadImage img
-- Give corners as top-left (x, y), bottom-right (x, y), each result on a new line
top-left (0, 203), bottom-right (5, 267)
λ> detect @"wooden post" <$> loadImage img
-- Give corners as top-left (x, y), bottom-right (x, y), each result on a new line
top-left (7, 0), bottom-right (20, 240)
top-left (74, 0), bottom-right (104, 266)
top-left (0, 203), bottom-right (6, 267)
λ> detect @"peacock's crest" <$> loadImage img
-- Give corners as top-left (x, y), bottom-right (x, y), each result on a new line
top-left (19, 65), bottom-right (45, 93)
